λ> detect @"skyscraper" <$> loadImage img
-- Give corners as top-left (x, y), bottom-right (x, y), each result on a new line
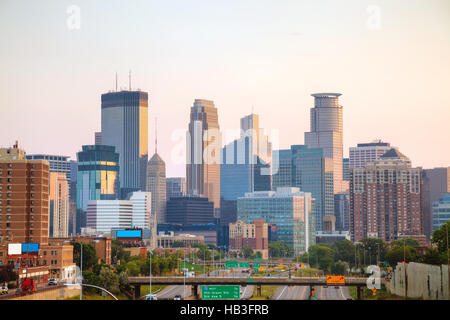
top-left (147, 153), bottom-right (167, 224)
top-left (186, 99), bottom-right (221, 214)
top-left (221, 113), bottom-right (272, 201)
top-left (349, 140), bottom-right (392, 169)
top-left (76, 145), bottom-right (120, 234)
top-left (49, 172), bottom-right (69, 238)
top-left (305, 93), bottom-right (346, 193)
top-left (101, 90), bottom-right (149, 199)
top-left (272, 145), bottom-right (334, 232)
top-left (166, 177), bottom-right (186, 200)
top-left (350, 148), bottom-right (423, 242)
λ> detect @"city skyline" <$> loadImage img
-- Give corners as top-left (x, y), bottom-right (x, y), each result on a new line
top-left (1, 0), bottom-right (450, 178)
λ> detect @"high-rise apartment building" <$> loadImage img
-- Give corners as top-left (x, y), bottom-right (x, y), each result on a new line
top-left (147, 153), bottom-right (166, 224)
top-left (305, 93), bottom-right (346, 193)
top-left (101, 90), bottom-right (149, 199)
top-left (86, 200), bottom-right (133, 234)
top-left (76, 145), bottom-right (120, 234)
top-left (237, 187), bottom-right (315, 254)
top-left (26, 155), bottom-right (71, 180)
top-left (186, 99), bottom-right (221, 214)
top-left (0, 145), bottom-right (50, 245)
top-left (272, 145), bottom-right (334, 231)
top-left (422, 167), bottom-right (450, 239)
top-left (349, 141), bottom-right (391, 169)
top-left (350, 148), bottom-right (423, 242)
top-left (49, 172), bottom-right (69, 238)
top-left (166, 177), bottom-right (186, 200)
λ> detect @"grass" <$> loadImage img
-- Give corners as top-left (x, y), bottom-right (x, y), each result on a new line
top-left (249, 285), bottom-right (279, 300)
top-left (140, 285), bottom-right (167, 296)
top-left (348, 286), bottom-right (422, 300)
top-left (293, 268), bottom-right (322, 277)
top-left (65, 292), bottom-right (130, 300)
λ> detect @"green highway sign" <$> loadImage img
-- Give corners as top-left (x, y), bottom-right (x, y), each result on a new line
top-left (254, 258), bottom-right (262, 261)
top-left (225, 261), bottom-right (239, 268)
top-left (239, 262), bottom-right (250, 268)
top-left (252, 263), bottom-right (260, 268)
top-left (246, 280), bottom-right (255, 283)
top-left (201, 285), bottom-right (240, 300)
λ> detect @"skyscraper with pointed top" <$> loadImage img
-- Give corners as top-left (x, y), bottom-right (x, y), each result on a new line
top-left (186, 99), bottom-right (222, 215)
top-left (146, 119), bottom-right (167, 224)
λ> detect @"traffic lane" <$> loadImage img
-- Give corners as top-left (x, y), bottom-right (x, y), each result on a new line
top-left (316, 285), bottom-right (351, 300)
top-left (272, 286), bottom-right (309, 300)
top-left (155, 285), bottom-right (191, 299)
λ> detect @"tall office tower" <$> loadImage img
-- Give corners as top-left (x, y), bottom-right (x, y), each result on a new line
top-left (68, 160), bottom-right (77, 236)
top-left (25, 155), bottom-right (71, 180)
top-left (349, 140), bottom-right (391, 168)
top-left (101, 90), bottom-right (149, 199)
top-left (0, 145), bottom-right (50, 245)
top-left (128, 191), bottom-right (152, 230)
top-left (146, 153), bottom-right (166, 224)
top-left (166, 177), bottom-right (186, 200)
top-left (350, 148), bottom-right (423, 242)
top-left (95, 132), bottom-right (102, 145)
top-left (305, 93), bottom-right (345, 193)
top-left (422, 167), bottom-right (450, 239)
top-left (76, 145), bottom-right (120, 234)
top-left (86, 200), bottom-right (132, 234)
top-left (221, 113), bottom-right (272, 201)
top-left (334, 193), bottom-right (350, 231)
top-left (272, 145), bottom-right (334, 232)
top-left (432, 193), bottom-right (450, 231)
top-left (343, 158), bottom-right (350, 181)
top-left (49, 172), bottom-right (69, 238)
top-left (237, 187), bottom-right (315, 255)
top-left (186, 99), bottom-right (221, 215)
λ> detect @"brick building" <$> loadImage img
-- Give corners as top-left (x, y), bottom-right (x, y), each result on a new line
top-left (229, 219), bottom-right (269, 259)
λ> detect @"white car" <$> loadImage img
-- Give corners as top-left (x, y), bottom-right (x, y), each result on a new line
top-left (145, 294), bottom-right (158, 300)
top-left (48, 278), bottom-right (58, 285)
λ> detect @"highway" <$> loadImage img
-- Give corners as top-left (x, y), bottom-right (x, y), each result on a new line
top-left (314, 285), bottom-right (352, 300)
top-left (272, 285), bottom-right (309, 300)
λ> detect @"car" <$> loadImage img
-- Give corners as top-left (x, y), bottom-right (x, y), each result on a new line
top-left (48, 278), bottom-right (58, 286)
top-left (145, 294), bottom-right (158, 300)
top-left (174, 294), bottom-right (182, 300)
top-left (334, 286), bottom-right (340, 289)
top-left (0, 285), bottom-right (8, 295)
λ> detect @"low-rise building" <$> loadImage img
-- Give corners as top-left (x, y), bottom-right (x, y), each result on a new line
top-left (157, 232), bottom-right (204, 248)
top-left (229, 220), bottom-right (269, 259)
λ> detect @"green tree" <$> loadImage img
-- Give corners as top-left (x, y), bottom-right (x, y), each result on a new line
top-left (72, 242), bottom-right (97, 270)
top-left (360, 238), bottom-right (386, 265)
top-left (390, 238), bottom-right (420, 248)
top-left (242, 247), bottom-right (254, 258)
top-left (269, 241), bottom-right (294, 257)
top-left (125, 260), bottom-right (141, 276)
top-left (99, 266), bottom-right (120, 294)
top-left (331, 240), bottom-right (356, 267)
top-left (0, 265), bottom-right (18, 283)
top-left (384, 245), bottom-right (417, 267)
top-left (82, 270), bottom-right (101, 294)
top-left (308, 245), bottom-right (335, 272)
top-left (419, 248), bottom-right (446, 265)
top-left (431, 221), bottom-right (450, 254)
top-left (111, 240), bottom-right (130, 265)
top-left (331, 260), bottom-right (349, 275)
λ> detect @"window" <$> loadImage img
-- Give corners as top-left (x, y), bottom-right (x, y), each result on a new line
top-left (30, 193), bottom-right (34, 198)
top-left (30, 208), bottom-right (34, 212)
top-left (7, 164), bottom-right (12, 168)
top-left (6, 223), bottom-right (10, 228)
top-left (6, 215), bottom-right (11, 220)
top-left (7, 178), bottom-right (12, 183)
top-left (43, 251), bottom-right (47, 256)
top-left (30, 215), bottom-right (34, 220)
top-left (7, 193), bottom-right (11, 198)
top-left (7, 171), bottom-right (12, 175)
top-left (6, 208), bottom-right (11, 212)
top-left (30, 230), bottom-right (33, 235)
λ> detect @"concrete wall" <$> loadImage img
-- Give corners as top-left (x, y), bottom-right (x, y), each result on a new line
top-left (10, 286), bottom-right (80, 300)
top-left (387, 262), bottom-right (449, 300)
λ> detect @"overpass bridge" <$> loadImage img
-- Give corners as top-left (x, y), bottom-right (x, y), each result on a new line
top-left (128, 276), bottom-right (381, 300)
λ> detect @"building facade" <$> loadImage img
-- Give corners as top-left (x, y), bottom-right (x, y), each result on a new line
top-left (186, 99), bottom-right (221, 214)
top-left (432, 193), bottom-right (450, 232)
top-left (146, 153), bottom-right (166, 224)
top-left (334, 192), bottom-right (350, 231)
top-left (101, 90), bottom-right (149, 199)
top-left (349, 141), bottom-right (391, 169)
top-left (350, 148), bottom-right (423, 242)
top-left (0, 146), bottom-right (50, 245)
top-left (237, 187), bottom-right (315, 254)
top-left (305, 93), bottom-right (346, 193)
top-left (166, 177), bottom-right (186, 200)
top-left (166, 196), bottom-right (215, 225)
top-left (422, 167), bottom-right (450, 240)
top-left (49, 172), bottom-right (69, 238)
top-left (86, 200), bottom-right (133, 234)
top-left (228, 219), bottom-right (269, 259)
top-left (76, 145), bottom-right (120, 234)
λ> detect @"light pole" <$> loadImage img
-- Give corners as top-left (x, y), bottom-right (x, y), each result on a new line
top-left (80, 242), bottom-right (83, 301)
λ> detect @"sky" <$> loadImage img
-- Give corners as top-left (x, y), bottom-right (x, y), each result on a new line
top-left (0, 0), bottom-right (449, 177)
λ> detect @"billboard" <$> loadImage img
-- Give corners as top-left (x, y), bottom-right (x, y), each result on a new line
top-left (116, 229), bottom-right (142, 239)
top-left (8, 243), bottom-right (22, 255)
top-left (22, 243), bottom-right (40, 253)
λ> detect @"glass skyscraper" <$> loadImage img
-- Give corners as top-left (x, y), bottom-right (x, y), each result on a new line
top-left (237, 187), bottom-right (315, 255)
top-left (432, 193), bottom-right (450, 232)
top-left (272, 145), bottom-right (334, 232)
top-left (101, 90), bottom-right (148, 199)
top-left (76, 145), bottom-right (120, 234)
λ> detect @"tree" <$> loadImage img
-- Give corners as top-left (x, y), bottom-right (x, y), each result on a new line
top-left (419, 248), bottom-right (446, 265)
top-left (359, 238), bottom-right (386, 265)
top-left (431, 221), bottom-right (450, 254)
top-left (119, 270), bottom-right (130, 290)
top-left (0, 265), bottom-right (18, 283)
top-left (308, 245), bottom-right (335, 272)
top-left (125, 260), bottom-right (141, 276)
top-left (99, 266), bottom-right (120, 294)
top-left (331, 240), bottom-right (355, 267)
top-left (111, 240), bottom-right (130, 265)
top-left (269, 241), bottom-right (294, 257)
top-left (72, 242), bottom-right (97, 270)
top-left (242, 247), bottom-right (254, 259)
top-left (384, 245), bottom-right (416, 267)
top-left (331, 260), bottom-right (349, 276)
top-left (390, 238), bottom-right (420, 248)
top-left (172, 241), bottom-right (185, 248)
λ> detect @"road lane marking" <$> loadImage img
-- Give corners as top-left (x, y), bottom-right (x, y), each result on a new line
top-left (276, 286), bottom-right (288, 300)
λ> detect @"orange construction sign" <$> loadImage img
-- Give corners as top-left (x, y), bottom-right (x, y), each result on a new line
top-left (326, 275), bottom-right (345, 284)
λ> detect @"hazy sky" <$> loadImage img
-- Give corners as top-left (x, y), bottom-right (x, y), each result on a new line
top-left (1, 0), bottom-right (449, 177)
